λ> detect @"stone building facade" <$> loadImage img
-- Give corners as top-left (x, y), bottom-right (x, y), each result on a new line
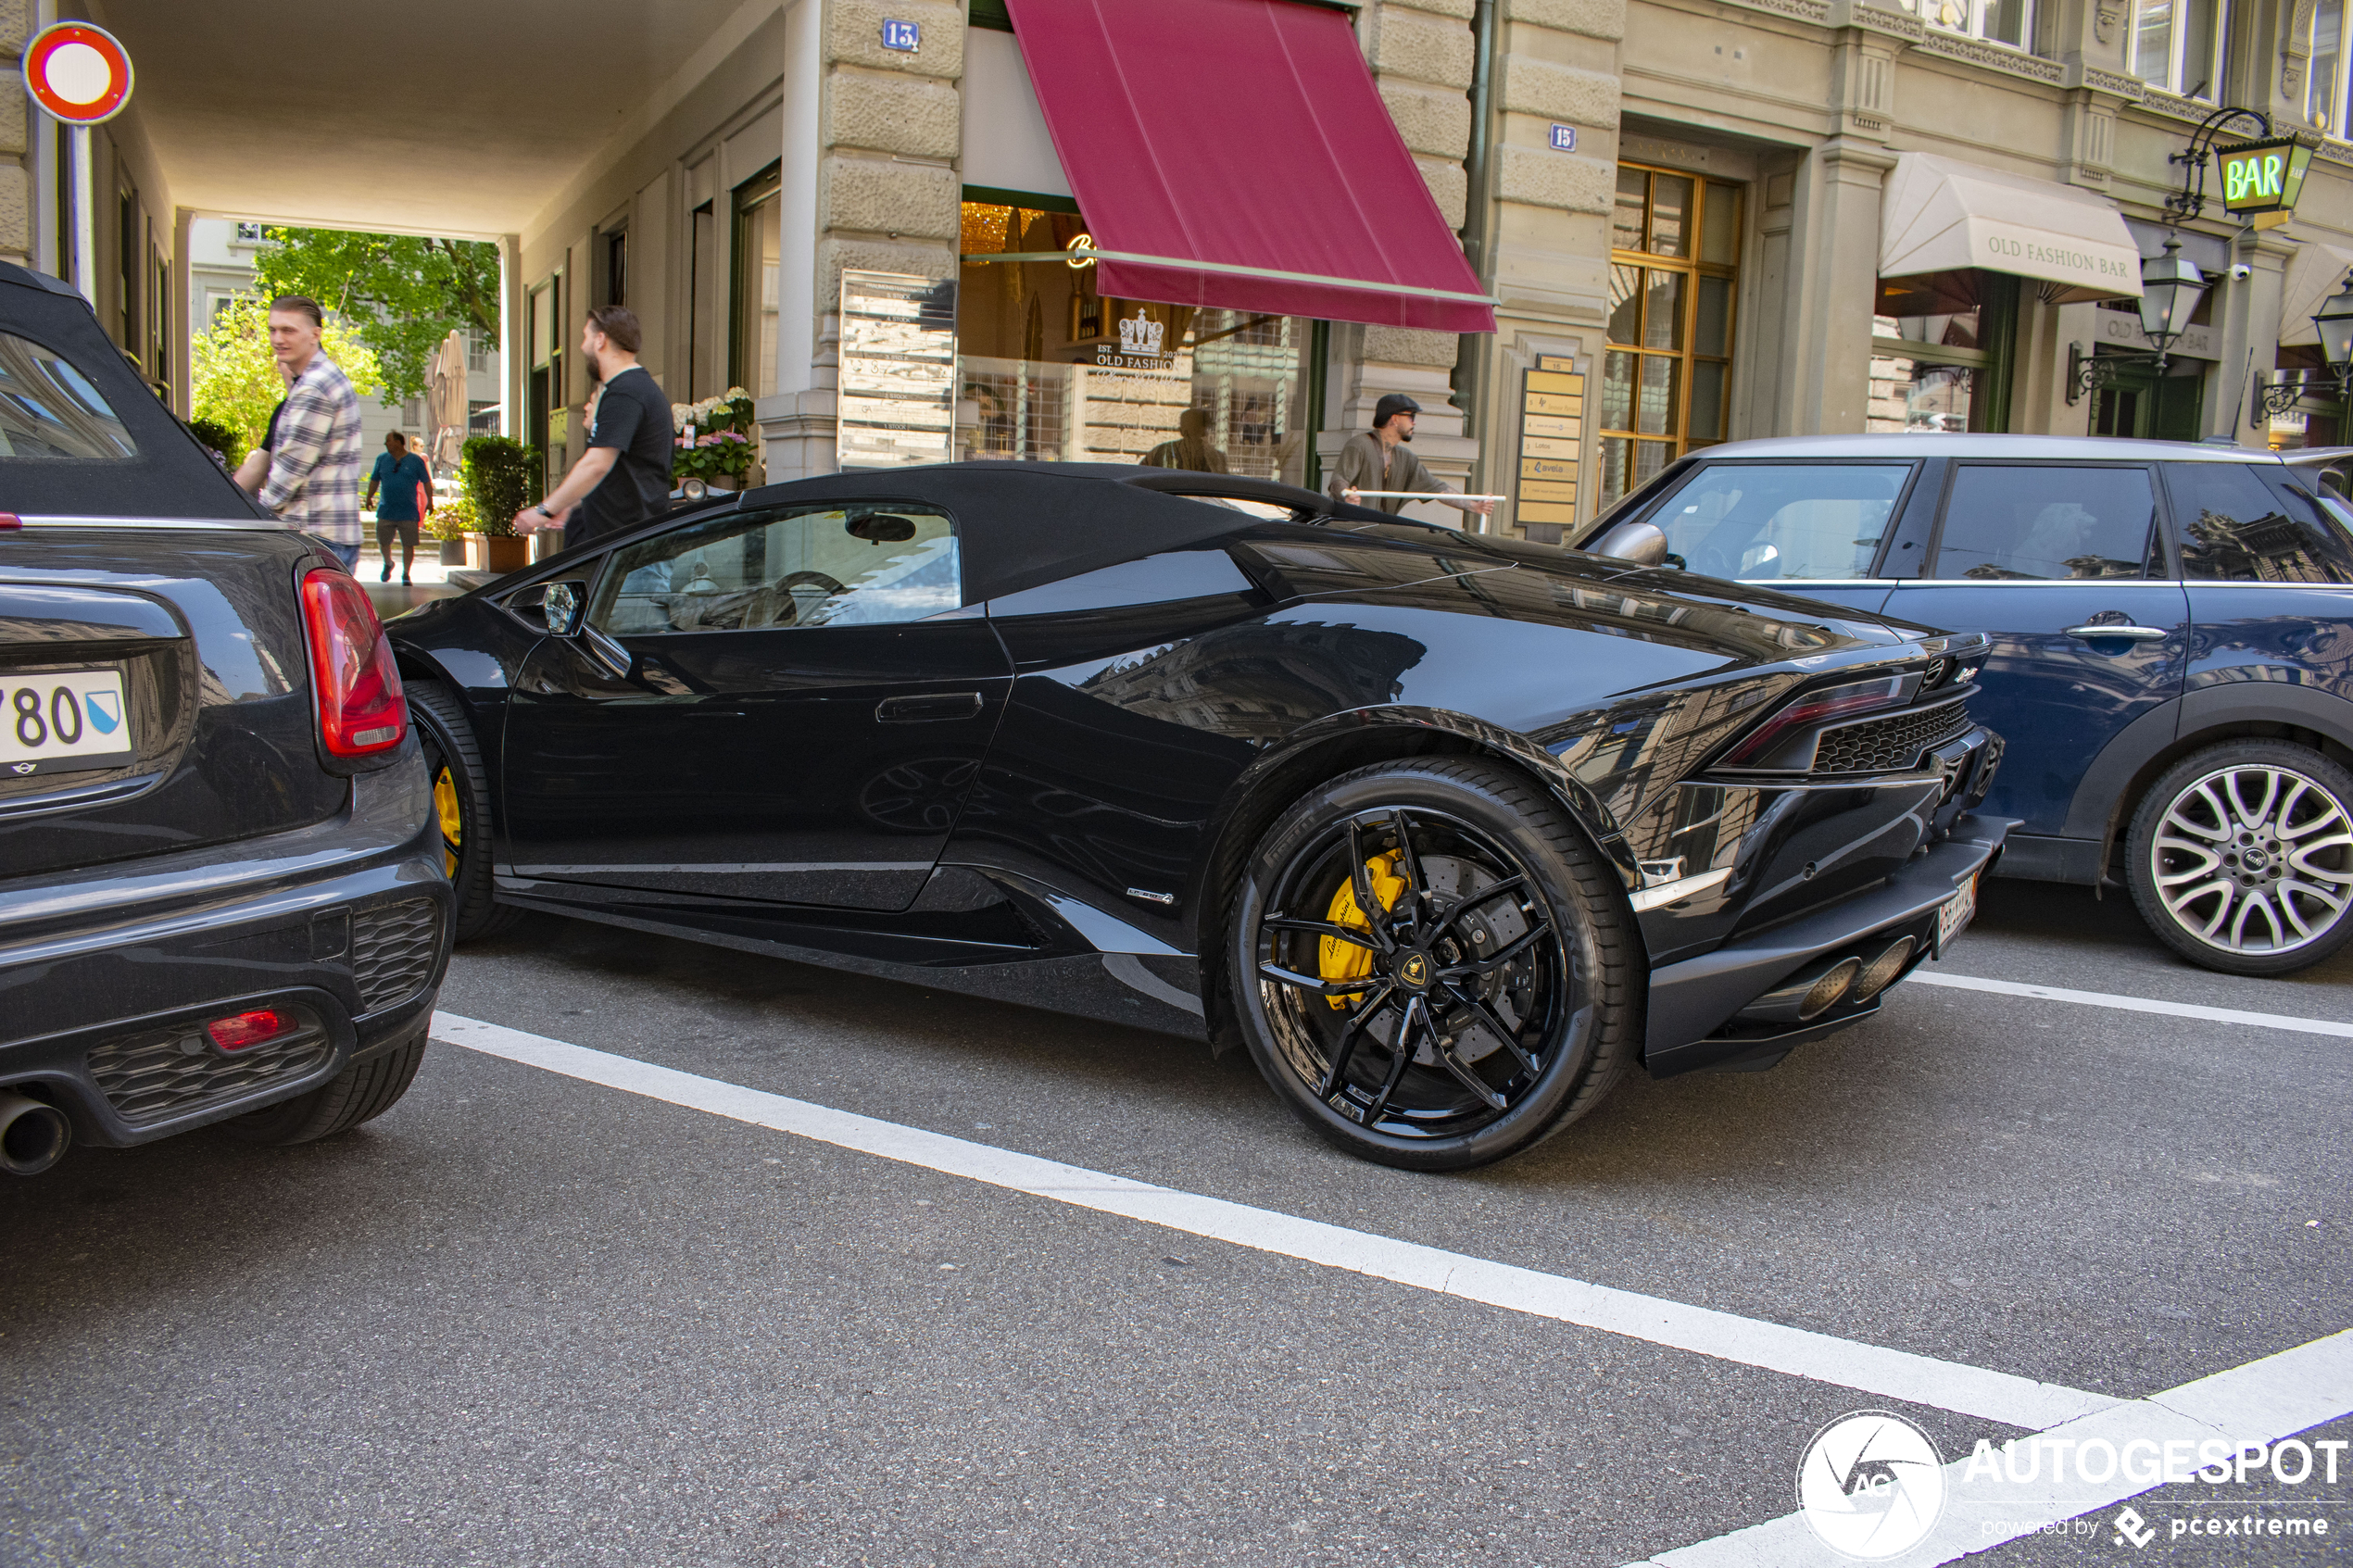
top-left (514, 0), bottom-right (2353, 533)
top-left (6, 0), bottom-right (2348, 537)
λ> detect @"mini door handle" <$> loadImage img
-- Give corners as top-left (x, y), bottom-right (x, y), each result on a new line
top-left (2062, 623), bottom-right (2169, 642)
top-left (875, 692), bottom-right (985, 723)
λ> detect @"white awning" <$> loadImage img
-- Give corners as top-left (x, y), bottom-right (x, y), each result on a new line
top-left (1880, 154), bottom-right (2142, 303)
top-left (2279, 243), bottom-right (2353, 346)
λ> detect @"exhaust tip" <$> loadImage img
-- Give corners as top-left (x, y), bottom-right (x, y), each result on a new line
top-left (1849, 935), bottom-right (1918, 1004)
top-left (1796, 956), bottom-right (1864, 1022)
top-left (0, 1090), bottom-right (72, 1177)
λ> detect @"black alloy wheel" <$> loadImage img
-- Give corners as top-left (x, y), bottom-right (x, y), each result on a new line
top-left (407, 679), bottom-right (520, 943)
top-left (1227, 759), bottom-right (1638, 1171)
top-left (2125, 740), bottom-right (2353, 976)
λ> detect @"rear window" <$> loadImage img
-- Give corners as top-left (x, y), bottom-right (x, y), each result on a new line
top-left (2167, 464), bottom-right (2353, 585)
top-left (1642, 462), bottom-right (1912, 581)
top-left (0, 332), bottom-right (136, 459)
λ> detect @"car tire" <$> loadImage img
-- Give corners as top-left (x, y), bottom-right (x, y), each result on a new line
top-left (220, 1019), bottom-right (428, 1147)
top-left (1226, 758), bottom-right (1638, 1172)
top-left (2124, 740), bottom-right (2353, 976)
top-left (408, 678), bottom-right (520, 943)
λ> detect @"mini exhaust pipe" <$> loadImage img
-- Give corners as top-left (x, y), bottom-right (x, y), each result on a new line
top-left (0, 1089), bottom-right (72, 1177)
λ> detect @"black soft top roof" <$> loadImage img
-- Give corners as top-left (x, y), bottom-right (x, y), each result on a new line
top-left (724, 462), bottom-right (1395, 603)
top-left (0, 263), bottom-right (266, 520)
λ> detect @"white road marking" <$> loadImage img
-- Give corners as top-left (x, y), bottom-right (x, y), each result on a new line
top-left (433, 1010), bottom-right (2112, 1431)
top-left (1628, 1326), bottom-right (2353, 1567)
top-left (1911, 971), bottom-right (2353, 1040)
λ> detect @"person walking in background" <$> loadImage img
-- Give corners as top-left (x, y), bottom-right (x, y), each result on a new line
top-left (362, 431), bottom-right (433, 583)
top-left (511, 306), bottom-right (671, 549)
top-left (1327, 393), bottom-right (1494, 522)
top-left (255, 295), bottom-right (366, 569)
top-left (1142, 408), bottom-right (1230, 473)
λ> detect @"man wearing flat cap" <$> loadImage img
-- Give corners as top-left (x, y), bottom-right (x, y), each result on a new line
top-left (1327, 393), bottom-right (1494, 521)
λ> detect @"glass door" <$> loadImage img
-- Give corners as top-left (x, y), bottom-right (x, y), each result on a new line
top-left (1599, 165), bottom-right (1741, 512)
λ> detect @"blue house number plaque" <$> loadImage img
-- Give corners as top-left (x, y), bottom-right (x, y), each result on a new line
top-left (882, 19), bottom-right (921, 51)
top-left (1549, 123), bottom-right (1577, 152)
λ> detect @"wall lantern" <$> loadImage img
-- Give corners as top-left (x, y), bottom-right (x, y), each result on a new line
top-left (2067, 239), bottom-right (2210, 405)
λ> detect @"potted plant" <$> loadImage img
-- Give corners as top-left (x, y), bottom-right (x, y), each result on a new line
top-left (459, 434), bottom-right (539, 574)
top-left (670, 387), bottom-right (759, 493)
top-left (430, 490), bottom-right (476, 566)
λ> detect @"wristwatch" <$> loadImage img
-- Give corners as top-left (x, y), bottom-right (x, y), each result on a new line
top-left (534, 504), bottom-right (555, 519)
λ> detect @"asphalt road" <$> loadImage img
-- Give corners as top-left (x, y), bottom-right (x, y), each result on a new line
top-left (5, 880), bottom-right (2347, 1567)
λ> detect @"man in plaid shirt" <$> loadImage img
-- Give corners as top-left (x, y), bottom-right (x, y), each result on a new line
top-left (256, 295), bottom-right (365, 570)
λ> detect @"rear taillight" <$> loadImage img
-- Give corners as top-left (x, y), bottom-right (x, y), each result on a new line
top-left (300, 568), bottom-right (408, 757)
top-left (1718, 673), bottom-right (1914, 770)
top-left (0, 513), bottom-right (20, 529)
top-left (207, 1009), bottom-right (292, 1051)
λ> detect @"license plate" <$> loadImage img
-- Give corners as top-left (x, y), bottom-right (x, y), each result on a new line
top-left (1935, 873), bottom-right (1980, 955)
top-left (0, 669), bottom-right (133, 777)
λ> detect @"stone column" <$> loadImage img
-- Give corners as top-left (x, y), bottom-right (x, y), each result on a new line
top-left (1780, 137), bottom-right (1897, 434)
top-left (762, 0), bottom-right (963, 481)
top-left (2219, 226), bottom-right (2296, 446)
top-left (0, 1), bottom-right (29, 270)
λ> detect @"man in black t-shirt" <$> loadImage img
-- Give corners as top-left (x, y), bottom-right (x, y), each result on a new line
top-left (513, 306), bottom-right (674, 547)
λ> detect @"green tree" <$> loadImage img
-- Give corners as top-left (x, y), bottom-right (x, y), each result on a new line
top-left (249, 228), bottom-right (500, 404)
top-left (191, 295), bottom-right (384, 453)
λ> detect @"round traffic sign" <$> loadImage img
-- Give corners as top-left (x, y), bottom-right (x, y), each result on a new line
top-left (21, 22), bottom-right (133, 126)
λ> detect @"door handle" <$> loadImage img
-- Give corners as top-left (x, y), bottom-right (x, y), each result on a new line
top-left (875, 692), bottom-right (985, 723)
top-left (2062, 624), bottom-right (2169, 642)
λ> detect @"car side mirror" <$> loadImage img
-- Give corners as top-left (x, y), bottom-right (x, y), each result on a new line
top-left (849, 513), bottom-right (918, 545)
top-left (1590, 519), bottom-right (1670, 568)
top-left (544, 581), bottom-right (585, 635)
top-left (510, 580), bottom-right (587, 634)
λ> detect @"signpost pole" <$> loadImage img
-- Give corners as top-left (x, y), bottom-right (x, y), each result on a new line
top-left (69, 124), bottom-right (94, 308)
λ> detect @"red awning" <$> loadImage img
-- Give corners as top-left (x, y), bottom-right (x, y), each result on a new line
top-left (1000, 0), bottom-right (1496, 333)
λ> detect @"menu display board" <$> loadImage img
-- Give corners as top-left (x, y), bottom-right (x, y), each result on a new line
top-left (837, 270), bottom-right (958, 470)
top-left (1516, 356), bottom-right (1583, 542)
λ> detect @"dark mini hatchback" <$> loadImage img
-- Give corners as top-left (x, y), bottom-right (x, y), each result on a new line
top-left (1575, 435), bottom-right (2353, 975)
top-left (0, 262), bottom-right (451, 1177)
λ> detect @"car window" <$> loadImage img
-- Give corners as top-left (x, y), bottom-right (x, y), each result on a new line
top-left (588, 502), bottom-right (961, 636)
top-left (2168, 465), bottom-right (2353, 585)
top-left (1643, 463), bottom-right (1911, 581)
top-left (0, 332), bottom-right (137, 459)
top-left (1931, 466), bottom-right (2158, 580)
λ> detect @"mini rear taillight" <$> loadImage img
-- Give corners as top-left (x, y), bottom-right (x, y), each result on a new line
top-left (207, 1009), bottom-right (292, 1051)
top-left (300, 568), bottom-right (409, 757)
top-left (0, 513), bottom-right (20, 529)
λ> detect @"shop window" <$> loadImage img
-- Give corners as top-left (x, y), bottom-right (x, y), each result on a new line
top-left (733, 166), bottom-right (782, 399)
top-left (2312, 0), bottom-right (2350, 134)
top-left (2261, 345), bottom-right (2342, 449)
top-left (2131, 0), bottom-right (2225, 98)
top-left (1598, 166), bottom-right (1741, 512)
top-left (1906, 0), bottom-right (2034, 49)
top-left (955, 196), bottom-right (1316, 483)
top-left (1869, 270), bottom-right (2017, 434)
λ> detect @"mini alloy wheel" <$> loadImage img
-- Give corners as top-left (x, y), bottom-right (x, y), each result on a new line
top-left (2127, 742), bottom-right (2353, 976)
top-left (1228, 759), bottom-right (1636, 1170)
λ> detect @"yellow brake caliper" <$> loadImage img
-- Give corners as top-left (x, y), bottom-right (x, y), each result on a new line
top-left (1320, 850), bottom-right (1405, 1010)
top-left (433, 766), bottom-right (463, 878)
